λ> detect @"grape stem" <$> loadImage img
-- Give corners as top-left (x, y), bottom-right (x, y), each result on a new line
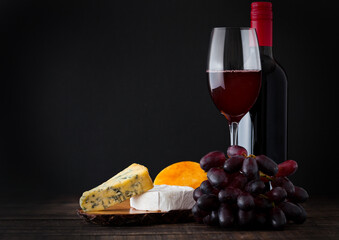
top-left (259, 194), bottom-right (268, 199)
top-left (259, 171), bottom-right (274, 181)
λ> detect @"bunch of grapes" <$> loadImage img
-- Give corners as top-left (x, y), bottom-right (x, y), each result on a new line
top-left (192, 145), bottom-right (309, 229)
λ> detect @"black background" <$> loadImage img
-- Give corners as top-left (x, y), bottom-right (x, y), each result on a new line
top-left (1, 0), bottom-right (338, 199)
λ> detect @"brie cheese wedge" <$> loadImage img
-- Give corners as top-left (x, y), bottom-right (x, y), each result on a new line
top-left (130, 184), bottom-right (195, 212)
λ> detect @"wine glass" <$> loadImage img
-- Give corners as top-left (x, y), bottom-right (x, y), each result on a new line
top-left (207, 27), bottom-right (261, 146)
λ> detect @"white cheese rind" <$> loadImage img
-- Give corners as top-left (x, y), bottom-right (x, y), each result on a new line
top-left (130, 185), bottom-right (195, 211)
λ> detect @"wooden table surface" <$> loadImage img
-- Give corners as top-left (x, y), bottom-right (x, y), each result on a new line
top-left (0, 196), bottom-right (338, 240)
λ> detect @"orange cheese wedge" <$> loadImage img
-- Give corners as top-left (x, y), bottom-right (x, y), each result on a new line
top-left (154, 161), bottom-right (207, 189)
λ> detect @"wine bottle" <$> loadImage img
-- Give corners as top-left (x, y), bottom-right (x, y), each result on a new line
top-left (238, 2), bottom-right (287, 163)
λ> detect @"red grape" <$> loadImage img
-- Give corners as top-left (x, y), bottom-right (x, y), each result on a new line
top-left (200, 151), bottom-right (226, 171)
top-left (269, 207), bottom-right (286, 229)
top-left (192, 203), bottom-right (209, 218)
top-left (266, 187), bottom-right (287, 202)
top-left (203, 212), bottom-right (219, 226)
top-left (245, 179), bottom-right (266, 194)
top-left (227, 172), bottom-right (248, 189)
top-left (207, 168), bottom-right (229, 189)
top-left (218, 204), bottom-right (235, 227)
top-left (197, 194), bottom-right (219, 211)
top-left (224, 155), bottom-right (245, 173)
top-left (202, 214), bottom-right (213, 225)
top-left (210, 210), bottom-right (219, 225)
top-left (193, 187), bottom-right (203, 201)
top-left (254, 196), bottom-right (273, 209)
top-left (227, 145), bottom-right (248, 157)
top-left (289, 186), bottom-right (309, 203)
top-left (278, 202), bottom-right (302, 222)
top-left (237, 192), bottom-right (255, 211)
top-left (255, 155), bottom-right (278, 176)
top-left (241, 157), bottom-right (259, 180)
top-left (238, 209), bottom-right (254, 226)
top-left (276, 160), bottom-right (298, 177)
top-left (200, 180), bottom-right (219, 195)
top-left (272, 177), bottom-right (295, 197)
top-left (218, 187), bottom-right (242, 203)
top-left (254, 212), bottom-right (268, 226)
top-left (294, 204), bottom-right (307, 224)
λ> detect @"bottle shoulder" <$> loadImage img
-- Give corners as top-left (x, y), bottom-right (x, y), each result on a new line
top-left (261, 55), bottom-right (288, 83)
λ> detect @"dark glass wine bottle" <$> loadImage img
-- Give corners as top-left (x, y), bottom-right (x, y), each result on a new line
top-left (239, 2), bottom-right (287, 163)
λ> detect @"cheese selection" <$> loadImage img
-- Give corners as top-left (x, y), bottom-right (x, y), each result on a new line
top-left (79, 163), bottom-right (153, 212)
top-left (130, 185), bottom-right (195, 211)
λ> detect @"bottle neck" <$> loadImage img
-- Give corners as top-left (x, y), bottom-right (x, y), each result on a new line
top-left (260, 46), bottom-right (273, 58)
top-left (251, 2), bottom-right (273, 58)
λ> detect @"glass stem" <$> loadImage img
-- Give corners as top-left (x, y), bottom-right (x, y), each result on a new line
top-left (229, 122), bottom-right (239, 146)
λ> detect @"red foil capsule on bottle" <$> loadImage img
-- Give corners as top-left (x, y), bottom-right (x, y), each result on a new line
top-left (251, 2), bottom-right (272, 47)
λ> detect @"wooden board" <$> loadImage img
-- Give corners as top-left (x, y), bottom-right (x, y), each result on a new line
top-left (76, 200), bottom-right (194, 226)
top-left (2, 196), bottom-right (339, 240)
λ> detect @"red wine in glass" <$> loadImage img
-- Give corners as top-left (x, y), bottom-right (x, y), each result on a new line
top-left (207, 70), bottom-right (261, 123)
top-left (207, 27), bottom-right (261, 147)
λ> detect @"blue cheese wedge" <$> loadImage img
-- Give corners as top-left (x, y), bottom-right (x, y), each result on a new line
top-left (130, 185), bottom-right (195, 211)
top-left (80, 163), bottom-right (153, 212)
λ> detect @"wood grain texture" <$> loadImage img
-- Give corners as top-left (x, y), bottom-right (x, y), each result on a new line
top-left (0, 196), bottom-right (338, 240)
top-left (76, 199), bottom-right (194, 226)
top-left (77, 208), bottom-right (193, 226)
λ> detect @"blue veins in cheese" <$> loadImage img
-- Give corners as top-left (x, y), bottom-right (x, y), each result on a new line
top-left (80, 163), bottom-right (154, 212)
